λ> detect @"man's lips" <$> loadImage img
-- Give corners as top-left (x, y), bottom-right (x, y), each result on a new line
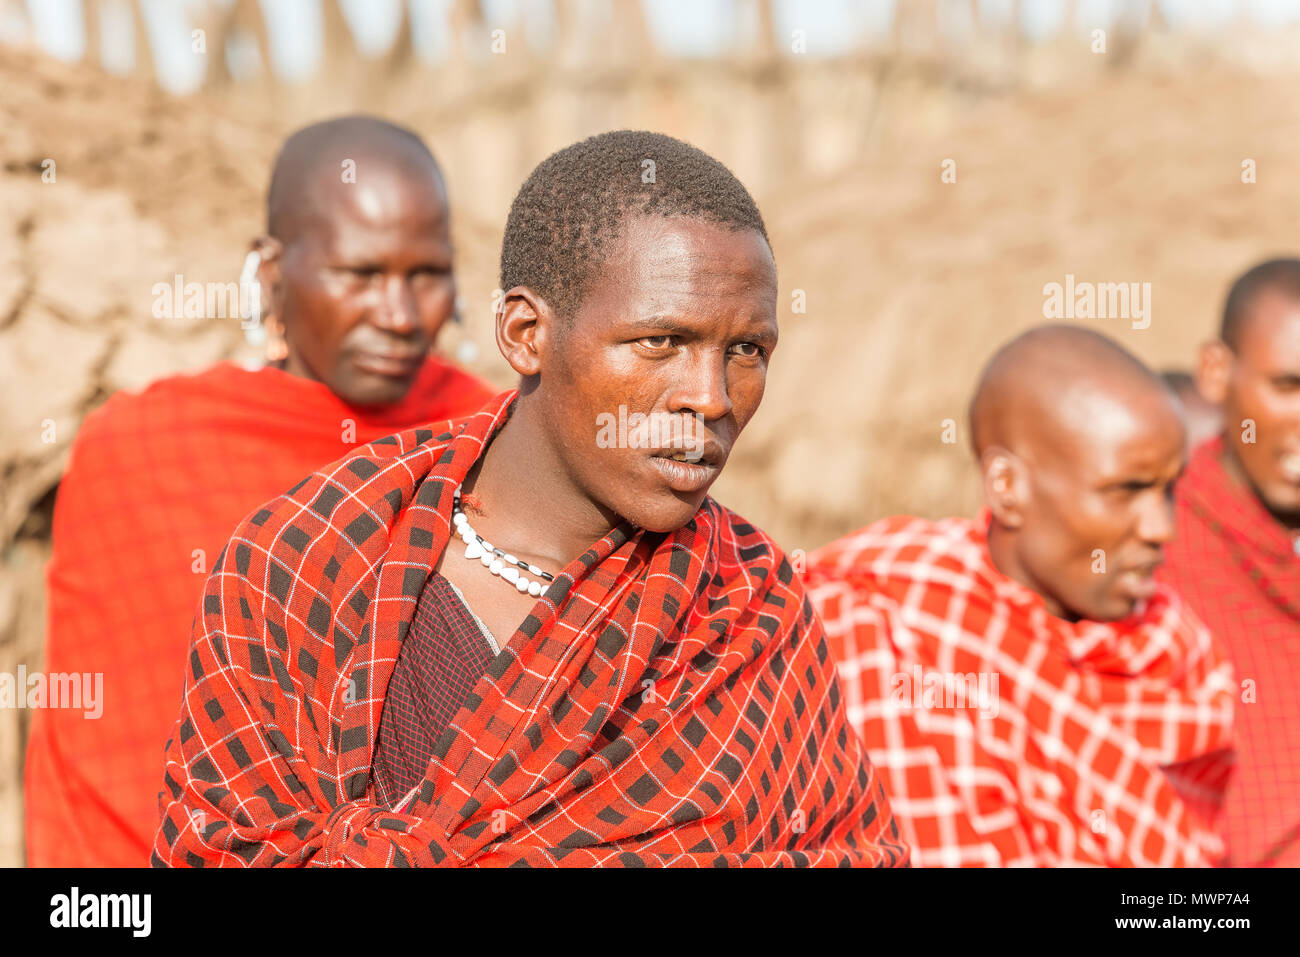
top-left (647, 441), bottom-right (727, 494)
top-left (648, 455), bottom-right (721, 494)
top-left (1280, 452), bottom-right (1300, 484)
top-left (351, 349), bottom-right (426, 377)
top-left (1117, 559), bottom-right (1163, 602)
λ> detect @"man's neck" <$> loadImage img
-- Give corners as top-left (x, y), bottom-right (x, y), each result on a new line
top-left (1216, 439), bottom-right (1300, 537)
top-left (985, 520), bottom-right (1078, 622)
top-left (462, 395), bottom-right (622, 572)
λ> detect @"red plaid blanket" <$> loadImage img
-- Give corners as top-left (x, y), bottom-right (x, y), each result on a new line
top-left (1162, 438), bottom-right (1300, 866)
top-left (806, 512), bottom-right (1235, 867)
top-left (153, 390), bottom-right (908, 867)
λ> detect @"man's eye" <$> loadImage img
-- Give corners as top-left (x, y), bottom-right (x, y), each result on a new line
top-left (637, 336), bottom-right (674, 350)
top-left (730, 342), bottom-right (765, 359)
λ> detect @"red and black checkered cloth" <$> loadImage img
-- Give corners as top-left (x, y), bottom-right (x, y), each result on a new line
top-left (1161, 437), bottom-right (1300, 866)
top-left (152, 389), bottom-right (909, 867)
top-left (806, 511), bottom-right (1235, 867)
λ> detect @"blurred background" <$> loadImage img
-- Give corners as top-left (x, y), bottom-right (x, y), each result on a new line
top-left (4, 0), bottom-right (1300, 866)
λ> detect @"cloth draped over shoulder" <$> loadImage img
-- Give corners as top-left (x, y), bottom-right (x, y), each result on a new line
top-left (25, 357), bottom-right (494, 867)
top-left (1161, 437), bottom-right (1300, 866)
top-left (152, 390), bottom-right (909, 867)
top-left (805, 512), bottom-right (1235, 868)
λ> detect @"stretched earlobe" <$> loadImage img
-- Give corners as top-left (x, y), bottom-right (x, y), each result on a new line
top-left (982, 446), bottom-right (1027, 529)
top-left (1196, 339), bottom-right (1232, 406)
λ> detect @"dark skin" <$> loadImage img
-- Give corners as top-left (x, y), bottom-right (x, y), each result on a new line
top-left (435, 213), bottom-right (778, 643)
top-left (971, 326), bottom-right (1186, 622)
top-left (253, 121), bottom-right (456, 407)
top-left (1198, 287), bottom-right (1300, 534)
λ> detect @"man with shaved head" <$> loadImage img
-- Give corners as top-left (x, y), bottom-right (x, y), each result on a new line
top-left (806, 324), bottom-right (1234, 867)
top-left (1162, 258), bottom-right (1300, 866)
top-left (151, 130), bottom-right (907, 868)
top-left (25, 116), bottom-right (493, 867)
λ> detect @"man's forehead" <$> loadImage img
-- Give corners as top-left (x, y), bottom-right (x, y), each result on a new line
top-left (613, 218), bottom-right (773, 287)
top-left (1238, 290), bottom-right (1300, 366)
top-left (295, 172), bottom-right (449, 254)
top-left (1034, 382), bottom-right (1183, 478)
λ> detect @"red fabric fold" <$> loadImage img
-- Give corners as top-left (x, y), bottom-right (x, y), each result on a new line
top-left (25, 357), bottom-right (495, 867)
top-left (152, 390), bottom-right (909, 867)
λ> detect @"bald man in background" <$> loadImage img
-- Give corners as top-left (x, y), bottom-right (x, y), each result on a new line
top-left (1162, 258), bottom-right (1300, 867)
top-left (805, 325), bottom-right (1235, 867)
top-left (25, 115), bottom-right (495, 867)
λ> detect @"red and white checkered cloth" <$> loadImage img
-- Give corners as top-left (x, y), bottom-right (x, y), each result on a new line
top-left (805, 511), bottom-right (1235, 867)
top-left (1161, 438), bottom-right (1300, 866)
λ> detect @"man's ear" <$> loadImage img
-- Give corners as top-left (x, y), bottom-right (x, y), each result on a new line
top-left (981, 445), bottom-right (1028, 529)
top-left (251, 236), bottom-right (283, 318)
top-left (1197, 338), bottom-right (1233, 406)
top-left (496, 286), bottom-right (554, 378)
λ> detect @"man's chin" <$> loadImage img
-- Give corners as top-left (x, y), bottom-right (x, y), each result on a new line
top-left (1257, 482), bottom-right (1300, 524)
top-left (622, 490), bottom-right (710, 534)
top-left (1079, 593), bottom-right (1139, 624)
top-left (335, 372), bottom-right (417, 409)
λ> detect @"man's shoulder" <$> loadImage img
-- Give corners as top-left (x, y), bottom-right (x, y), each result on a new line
top-left (1173, 437), bottom-right (1227, 507)
top-left (1167, 437), bottom-right (1262, 570)
top-left (416, 355), bottom-right (497, 408)
top-left (66, 362), bottom-right (249, 462)
top-left (806, 514), bottom-right (980, 586)
top-left (230, 422), bottom-right (460, 545)
top-left (703, 500), bottom-right (818, 586)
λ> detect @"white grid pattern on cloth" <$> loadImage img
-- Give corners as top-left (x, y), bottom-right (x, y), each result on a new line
top-left (806, 512), bottom-right (1235, 868)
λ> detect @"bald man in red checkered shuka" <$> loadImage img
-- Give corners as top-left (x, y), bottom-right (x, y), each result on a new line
top-left (807, 325), bottom-right (1235, 867)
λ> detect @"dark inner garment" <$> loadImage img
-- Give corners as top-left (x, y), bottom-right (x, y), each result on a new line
top-left (370, 570), bottom-right (498, 809)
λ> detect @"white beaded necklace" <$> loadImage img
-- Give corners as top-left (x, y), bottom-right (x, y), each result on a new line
top-left (451, 487), bottom-right (556, 597)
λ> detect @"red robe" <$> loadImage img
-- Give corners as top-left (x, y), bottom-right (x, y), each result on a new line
top-left (806, 511), bottom-right (1235, 867)
top-left (1161, 437), bottom-right (1300, 866)
top-left (25, 358), bottom-right (494, 867)
top-left (152, 390), bottom-right (908, 867)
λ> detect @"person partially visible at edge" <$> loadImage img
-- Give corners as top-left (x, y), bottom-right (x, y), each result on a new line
top-left (25, 115), bottom-right (495, 867)
top-left (151, 130), bottom-right (909, 868)
top-left (1161, 258), bottom-right (1300, 867)
top-left (805, 325), bottom-right (1235, 867)
top-left (1160, 369), bottom-right (1222, 449)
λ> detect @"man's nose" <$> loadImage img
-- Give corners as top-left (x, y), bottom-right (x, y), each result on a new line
top-left (371, 274), bottom-right (418, 334)
top-left (1137, 491), bottom-right (1176, 546)
top-left (666, 350), bottom-right (732, 421)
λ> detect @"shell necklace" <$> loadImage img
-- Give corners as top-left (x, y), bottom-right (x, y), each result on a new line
top-left (451, 487), bottom-right (556, 596)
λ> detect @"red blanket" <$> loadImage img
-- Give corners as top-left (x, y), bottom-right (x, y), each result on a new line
top-left (1162, 438), bottom-right (1300, 866)
top-left (806, 512), bottom-right (1235, 867)
top-left (26, 358), bottom-right (494, 867)
top-left (152, 390), bottom-right (908, 867)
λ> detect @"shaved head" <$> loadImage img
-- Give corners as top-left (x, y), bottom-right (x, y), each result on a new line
top-left (970, 325), bottom-right (1186, 622)
top-left (254, 115), bottom-right (457, 407)
top-left (267, 115), bottom-right (444, 243)
top-left (970, 325), bottom-right (1175, 461)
